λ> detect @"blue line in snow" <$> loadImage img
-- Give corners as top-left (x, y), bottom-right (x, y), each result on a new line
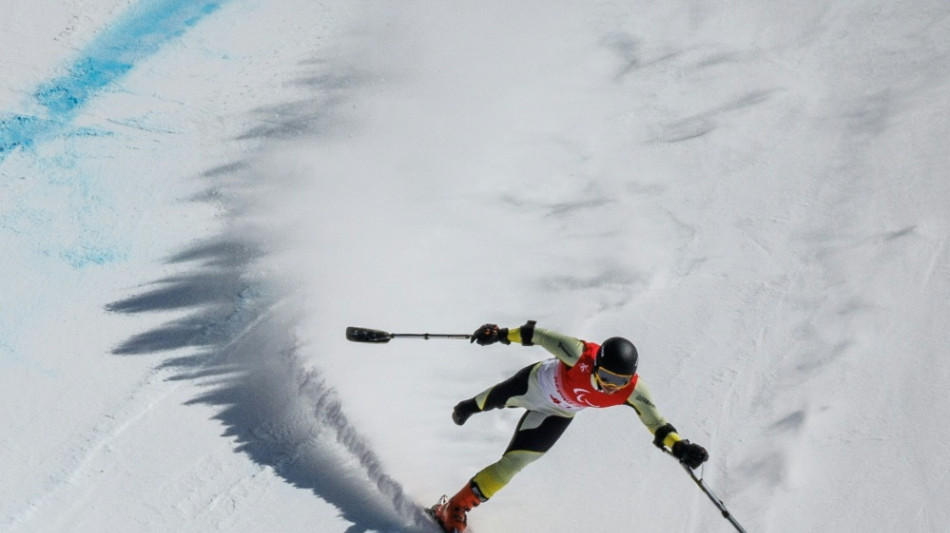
top-left (0, 0), bottom-right (226, 160)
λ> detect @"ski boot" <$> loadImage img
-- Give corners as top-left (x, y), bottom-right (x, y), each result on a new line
top-left (430, 481), bottom-right (486, 533)
top-left (452, 399), bottom-right (479, 426)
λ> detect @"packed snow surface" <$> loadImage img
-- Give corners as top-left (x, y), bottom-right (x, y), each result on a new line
top-left (2, 1), bottom-right (949, 532)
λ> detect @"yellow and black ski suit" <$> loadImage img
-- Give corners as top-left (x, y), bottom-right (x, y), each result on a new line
top-left (460, 323), bottom-right (685, 500)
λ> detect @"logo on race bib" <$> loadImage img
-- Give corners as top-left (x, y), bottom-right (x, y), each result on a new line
top-left (573, 388), bottom-right (598, 407)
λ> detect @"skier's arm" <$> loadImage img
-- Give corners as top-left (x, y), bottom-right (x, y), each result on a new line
top-left (627, 378), bottom-right (709, 468)
top-left (471, 321), bottom-right (584, 366)
top-left (625, 379), bottom-right (683, 448)
top-left (506, 323), bottom-right (584, 366)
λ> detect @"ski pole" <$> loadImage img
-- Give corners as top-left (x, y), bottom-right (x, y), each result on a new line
top-left (664, 449), bottom-right (748, 533)
top-left (346, 326), bottom-right (471, 344)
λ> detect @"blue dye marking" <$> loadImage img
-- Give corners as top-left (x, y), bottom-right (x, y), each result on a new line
top-left (61, 245), bottom-right (129, 268)
top-left (0, 0), bottom-right (226, 159)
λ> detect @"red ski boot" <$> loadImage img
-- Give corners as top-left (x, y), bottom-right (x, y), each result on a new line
top-left (431, 481), bottom-right (486, 533)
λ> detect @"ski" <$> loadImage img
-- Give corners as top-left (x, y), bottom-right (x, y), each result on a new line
top-left (425, 496), bottom-right (449, 532)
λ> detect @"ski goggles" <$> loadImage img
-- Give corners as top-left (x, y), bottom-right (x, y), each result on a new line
top-left (595, 367), bottom-right (634, 389)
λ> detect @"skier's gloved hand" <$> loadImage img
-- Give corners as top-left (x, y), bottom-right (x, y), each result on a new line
top-left (471, 323), bottom-right (510, 345)
top-left (672, 440), bottom-right (709, 469)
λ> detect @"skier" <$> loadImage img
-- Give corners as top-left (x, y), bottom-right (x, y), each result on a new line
top-left (430, 321), bottom-right (709, 533)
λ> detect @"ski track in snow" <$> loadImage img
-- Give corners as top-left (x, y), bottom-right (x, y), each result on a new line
top-left (99, 55), bottom-right (438, 533)
top-left (6, 366), bottom-right (179, 530)
top-left (2, 2), bottom-right (435, 532)
top-left (109, 249), bottom-right (435, 532)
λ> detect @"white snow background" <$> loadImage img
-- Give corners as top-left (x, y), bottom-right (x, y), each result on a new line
top-left (2, 1), bottom-right (949, 532)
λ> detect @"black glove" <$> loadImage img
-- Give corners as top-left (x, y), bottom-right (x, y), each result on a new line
top-left (672, 440), bottom-right (709, 469)
top-left (471, 323), bottom-right (509, 345)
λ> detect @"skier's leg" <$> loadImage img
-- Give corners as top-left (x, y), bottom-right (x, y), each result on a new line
top-left (452, 362), bottom-right (537, 425)
top-left (470, 410), bottom-right (573, 499)
top-left (435, 410), bottom-right (572, 532)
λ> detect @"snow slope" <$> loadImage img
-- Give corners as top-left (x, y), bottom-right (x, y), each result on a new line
top-left (2, 1), bottom-right (949, 532)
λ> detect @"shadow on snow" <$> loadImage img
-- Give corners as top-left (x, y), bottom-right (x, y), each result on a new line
top-left (107, 66), bottom-right (437, 533)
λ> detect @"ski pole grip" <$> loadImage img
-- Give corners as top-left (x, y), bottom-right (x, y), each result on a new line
top-left (346, 327), bottom-right (393, 343)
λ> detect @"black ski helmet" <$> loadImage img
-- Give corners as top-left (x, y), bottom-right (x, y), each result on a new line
top-left (595, 337), bottom-right (638, 376)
